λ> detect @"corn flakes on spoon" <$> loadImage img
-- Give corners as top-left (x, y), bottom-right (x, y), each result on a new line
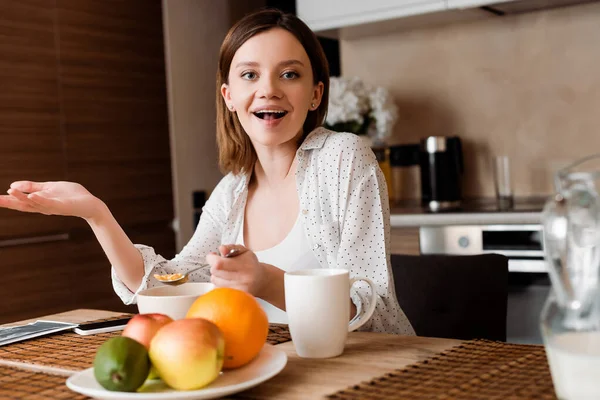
top-left (153, 248), bottom-right (241, 285)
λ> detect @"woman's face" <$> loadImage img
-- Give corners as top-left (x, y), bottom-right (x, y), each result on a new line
top-left (222, 28), bottom-right (323, 149)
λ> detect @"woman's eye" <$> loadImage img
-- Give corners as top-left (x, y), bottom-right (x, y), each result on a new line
top-left (282, 71), bottom-right (299, 79)
top-left (242, 71), bottom-right (257, 80)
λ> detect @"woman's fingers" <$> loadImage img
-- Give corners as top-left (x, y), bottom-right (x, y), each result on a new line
top-left (208, 245), bottom-right (249, 272)
top-left (207, 256), bottom-right (235, 272)
top-left (7, 188), bottom-right (29, 201)
top-left (210, 274), bottom-right (244, 291)
top-left (26, 192), bottom-right (61, 214)
top-left (6, 189), bottom-right (53, 215)
top-left (7, 188), bottom-right (41, 208)
top-left (219, 244), bottom-right (248, 257)
top-left (10, 181), bottom-right (47, 193)
top-left (210, 274), bottom-right (229, 287)
top-left (6, 189), bottom-right (39, 209)
top-left (27, 192), bottom-right (58, 207)
top-left (209, 265), bottom-right (239, 281)
top-left (0, 195), bottom-right (43, 213)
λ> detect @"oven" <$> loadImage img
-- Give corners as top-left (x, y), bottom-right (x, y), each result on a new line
top-left (419, 224), bottom-right (550, 344)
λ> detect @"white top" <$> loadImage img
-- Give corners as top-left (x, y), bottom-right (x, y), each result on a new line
top-left (238, 213), bottom-right (321, 324)
top-left (111, 127), bottom-right (415, 335)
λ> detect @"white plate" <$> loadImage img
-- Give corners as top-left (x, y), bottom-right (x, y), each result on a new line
top-left (66, 344), bottom-right (287, 400)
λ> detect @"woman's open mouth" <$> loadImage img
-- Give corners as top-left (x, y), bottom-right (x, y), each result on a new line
top-left (253, 110), bottom-right (288, 121)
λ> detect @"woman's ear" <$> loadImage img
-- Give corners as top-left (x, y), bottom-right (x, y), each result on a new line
top-left (221, 83), bottom-right (234, 111)
top-left (311, 81), bottom-right (325, 110)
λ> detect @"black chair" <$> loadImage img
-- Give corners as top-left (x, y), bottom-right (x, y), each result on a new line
top-left (391, 253), bottom-right (508, 341)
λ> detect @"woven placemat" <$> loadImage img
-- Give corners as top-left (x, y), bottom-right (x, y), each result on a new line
top-left (0, 364), bottom-right (87, 400)
top-left (327, 339), bottom-right (557, 400)
top-left (266, 323), bottom-right (292, 346)
top-left (0, 314), bottom-right (133, 374)
top-left (0, 316), bottom-right (291, 374)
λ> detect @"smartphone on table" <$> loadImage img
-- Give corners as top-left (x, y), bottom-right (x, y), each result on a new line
top-left (73, 317), bottom-right (132, 335)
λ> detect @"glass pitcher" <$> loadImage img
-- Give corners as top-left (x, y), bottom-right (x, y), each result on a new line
top-left (541, 154), bottom-right (600, 400)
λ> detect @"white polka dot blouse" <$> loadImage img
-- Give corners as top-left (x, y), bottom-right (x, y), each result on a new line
top-left (111, 127), bottom-right (415, 335)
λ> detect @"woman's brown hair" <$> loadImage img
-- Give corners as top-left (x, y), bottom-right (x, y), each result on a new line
top-left (216, 8), bottom-right (330, 175)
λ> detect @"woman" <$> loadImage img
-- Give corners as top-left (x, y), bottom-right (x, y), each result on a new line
top-left (0, 9), bottom-right (414, 335)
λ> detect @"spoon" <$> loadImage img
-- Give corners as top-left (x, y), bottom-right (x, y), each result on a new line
top-left (153, 248), bottom-right (241, 286)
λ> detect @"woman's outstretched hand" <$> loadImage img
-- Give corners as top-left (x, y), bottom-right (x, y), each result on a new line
top-left (0, 181), bottom-right (104, 221)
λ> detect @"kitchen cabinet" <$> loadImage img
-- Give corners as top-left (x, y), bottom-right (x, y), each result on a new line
top-left (0, 0), bottom-right (72, 240)
top-left (297, 0), bottom-right (446, 33)
top-left (0, 0), bottom-right (75, 324)
top-left (0, 241), bottom-right (74, 324)
top-left (56, 0), bottom-right (174, 230)
top-left (390, 227), bottom-right (420, 255)
top-left (447, 0), bottom-right (514, 9)
top-left (0, 0), bottom-right (175, 323)
top-left (296, 0), bottom-right (530, 38)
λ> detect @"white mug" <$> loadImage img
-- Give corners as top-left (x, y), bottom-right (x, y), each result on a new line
top-left (284, 268), bottom-right (377, 358)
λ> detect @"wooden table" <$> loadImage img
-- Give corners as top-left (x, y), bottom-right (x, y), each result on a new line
top-left (0, 309), bottom-right (463, 399)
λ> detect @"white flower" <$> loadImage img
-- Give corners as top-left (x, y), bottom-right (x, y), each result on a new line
top-left (325, 76), bottom-right (397, 144)
top-left (368, 86), bottom-right (398, 143)
top-left (326, 76), bottom-right (369, 126)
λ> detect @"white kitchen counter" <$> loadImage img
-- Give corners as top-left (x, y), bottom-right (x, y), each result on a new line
top-left (389, 197), bottom-right (546, 227)
top-left (390, 211), bottom-right (542, 227)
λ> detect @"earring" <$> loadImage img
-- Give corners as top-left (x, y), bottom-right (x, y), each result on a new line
top-left (229, 105), bottom-right (234, 111)
top-left (311, 103), bottom-right (316, 109)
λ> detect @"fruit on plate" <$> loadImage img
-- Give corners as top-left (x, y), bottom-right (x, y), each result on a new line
top-left (122, 313), bottom-right (173, 348)
top-left (122, 313), bottom-right (173, 380)
top-left (186, 287), bottom-right (268, 368)
top-left (149, 318), bottom-right (225, 390)
top-left (93, 336), bottom-right (150, 392)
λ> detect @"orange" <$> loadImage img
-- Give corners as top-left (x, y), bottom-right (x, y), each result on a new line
top-left (185, 287), bottom-right (268, 369)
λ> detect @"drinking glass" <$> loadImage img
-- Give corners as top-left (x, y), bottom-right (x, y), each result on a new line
top-left (493, 155), bottom-right (513, 209)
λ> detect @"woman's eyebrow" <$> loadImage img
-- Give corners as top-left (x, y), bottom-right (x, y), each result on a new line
top-left (235, 61), bottom-right (259, 69)
top-left (234, 59), bottom-right (305, 69)
top-left (278, 59), bottom-right (304, 68)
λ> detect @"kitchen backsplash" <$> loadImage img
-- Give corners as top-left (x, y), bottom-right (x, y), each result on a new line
top-left (340, 2), bottom-right (600, 198)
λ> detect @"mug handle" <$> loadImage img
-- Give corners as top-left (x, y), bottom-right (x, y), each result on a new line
top-left (348, 277), bottom-right (377, 332)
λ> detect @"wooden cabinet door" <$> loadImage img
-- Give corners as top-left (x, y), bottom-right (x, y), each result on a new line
top-left (0, 0), bottom-right (71, 240)
top-left (56, 0), bottom-right (174, 230)
top-left (0, 1), bottom-right (176, 321)
top-left (0, 240), bottom-right (73, 324)
top-left (56, 0), bottom-right (176, 311)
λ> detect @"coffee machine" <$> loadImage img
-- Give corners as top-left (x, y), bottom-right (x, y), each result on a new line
top-left (389, 136), bottom-right (464, 211)
top-left (419, 136), bottom-right (463, 211)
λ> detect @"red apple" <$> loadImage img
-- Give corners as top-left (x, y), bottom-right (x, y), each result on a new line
top-left (149, 318), bottom-right (225, 390)
top-left (122, 314), bottom-right (173, 349)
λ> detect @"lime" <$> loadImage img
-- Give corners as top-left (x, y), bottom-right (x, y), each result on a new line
top-left (93, 336), bottom-right (150, 392)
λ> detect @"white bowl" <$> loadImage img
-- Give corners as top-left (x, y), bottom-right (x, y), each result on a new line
top-left (136, 282), bottom-right (215, 320)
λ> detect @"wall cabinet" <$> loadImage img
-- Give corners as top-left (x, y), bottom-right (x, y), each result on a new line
top-left (447, 0), bottom-right (514, 9)
top-left (0, 0), bottom-right (175, 323)
top-left (297, 0), bottom-right (524, 37)
top-left (297, 0), bottom-right (446, 32)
